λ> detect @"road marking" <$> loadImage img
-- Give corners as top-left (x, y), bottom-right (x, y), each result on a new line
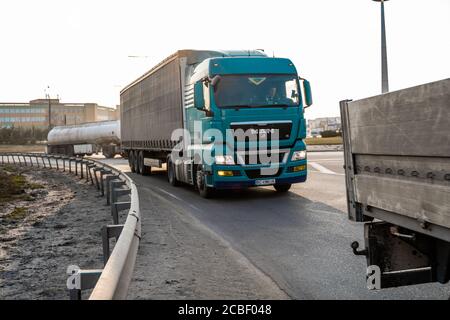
top-left (157, 188), bottom-right (184, 201)
top-left (156, 187), bottom-right (201, 211)
top-left (308, 162), bottom-right (344, 176)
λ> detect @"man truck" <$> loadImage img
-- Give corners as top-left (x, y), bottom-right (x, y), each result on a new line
top-left (341, 79), bottom-right (450, 288)
top-left (120, 50), bottom-right (312, 197)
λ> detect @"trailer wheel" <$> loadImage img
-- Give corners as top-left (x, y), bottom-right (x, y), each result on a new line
top-left (138, 151), bottom-right (151, 175)
top-left (129, 150), bottom-right (136, 173)
top-left (274, 183), bottom-right (291, 193)
top-left (167, 156), bottom-right (180, 186)
top-left (196, 166), bottom-right (214, 198)
top-left (137, 151), bottom-right (143, 175)
top-left (134, 150), bottom-right (140, 174)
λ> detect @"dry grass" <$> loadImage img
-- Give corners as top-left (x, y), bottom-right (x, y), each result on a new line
top-left (0, 144), bottom-right (46, 153)
top-left (305, 136), bottom-right (343, 145)
top-left (3, 207), bottom-right (28, 223)
top-left (0, 166), bottom-right (43, 204)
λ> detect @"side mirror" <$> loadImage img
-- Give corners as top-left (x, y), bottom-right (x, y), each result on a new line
top-left (301, 78), bottom-right (313, 108)
top-left (210, 75), bottom-right (222, 87)
top-left (194, 81), bottom-right (205, 110)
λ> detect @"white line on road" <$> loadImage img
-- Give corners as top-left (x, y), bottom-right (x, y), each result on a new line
top-left (158, 188), bottom-right (184, 201)
top-left (156, 187), bottom-right (201, 211)
top-left (308, 162), bottom-right (344, 176)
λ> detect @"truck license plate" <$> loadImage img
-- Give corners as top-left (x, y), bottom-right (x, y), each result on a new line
top-left (255, 179), bottom-right (276, 186)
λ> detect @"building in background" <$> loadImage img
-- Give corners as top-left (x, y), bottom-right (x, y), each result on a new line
top-left (0, 99), bottom-right (118, 128)
top-left (307, 117), bottom-right (341, 137)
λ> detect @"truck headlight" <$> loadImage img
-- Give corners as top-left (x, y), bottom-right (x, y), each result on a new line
top-left (291, 150), bottom-right (307, 161)
top-left (215, 155), bottom-right (234, 165)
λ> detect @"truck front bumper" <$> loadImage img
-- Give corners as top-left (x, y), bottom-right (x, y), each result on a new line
top-left (208, 161), bottom-right (307, 189)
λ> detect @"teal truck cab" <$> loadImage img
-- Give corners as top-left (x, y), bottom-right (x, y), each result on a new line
top-left (120, 50), bottom-right (312, 197)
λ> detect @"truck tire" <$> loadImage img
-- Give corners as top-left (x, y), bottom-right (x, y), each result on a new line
top-left (138, 151), bottom-right (151, 175)
top-left (274, 183), bottom-right (291, 193)
top-left (196, 166), bottom-right (214, 198)
top-left (129, 150), bottom-right (136, 173)
top-left (134, 150), bottom-right (140, 174)
top-left (167, 157), bottom-right (180, 186)
top-left (142, 165), bottom-right (152, 175)
top-left (103, 145), bottom-right (116, 159)
top-left (137, 151), bottom-right (144, 175)
top-left (103, 151), bottom-right (115, 159)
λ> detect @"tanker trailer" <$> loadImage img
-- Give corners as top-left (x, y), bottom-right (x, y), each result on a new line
top-left (47, 120), bottom-right (121, 158)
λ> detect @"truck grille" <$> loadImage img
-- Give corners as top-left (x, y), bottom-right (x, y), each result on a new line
top-left (230, 122), bottom-right (292, 141)
top-left (245, 168), bottom-right (283, 179)
top-left (237, 151), bottom-right (287, 165)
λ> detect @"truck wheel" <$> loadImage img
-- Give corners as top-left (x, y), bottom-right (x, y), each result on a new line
top-left (142, 165), bottom-right (152, 176)
top-left (137, 151), bottom-right (144, 175)
top-left (134, 150), bottom-right (140, 174)
top-left (167, 157), bottom-right (180, 186)
top-left (196, 166), bottom-right (214, 198)
top-left (104, 151), bottom-right (115, 159)
top-left (138, 151), bottom-right (151, 175)
top-left (274, 183), bottom-right (291, 193)
top-left (103, 145), bottom-right (116, 159)
top-left (129, 151), bottom-right (136, 173)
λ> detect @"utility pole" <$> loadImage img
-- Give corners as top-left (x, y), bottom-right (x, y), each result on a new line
top-left (45, 86), bottom-right (52, 129)
top-left (373, 0), bottom-right (389, 93)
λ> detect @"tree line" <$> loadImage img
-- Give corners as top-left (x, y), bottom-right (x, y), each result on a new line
top-left (0, 127), bottom-right (49, 144)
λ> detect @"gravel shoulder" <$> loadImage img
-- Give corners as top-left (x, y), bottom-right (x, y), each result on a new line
top-left (0, 165), bottom-right (112, 300)
top-left (128, 179), bottom-right (288, 300)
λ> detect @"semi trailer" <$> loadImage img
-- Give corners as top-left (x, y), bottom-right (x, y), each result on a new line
top-left (121, 49), bottom-right (313, 197)
top-left (47, 120), bottom-right (121, 158)
top-left (341, 79), bottom-right (450, 289)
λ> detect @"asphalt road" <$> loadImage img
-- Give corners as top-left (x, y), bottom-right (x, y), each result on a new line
top-left (97, 152), bottom-right (450, 299)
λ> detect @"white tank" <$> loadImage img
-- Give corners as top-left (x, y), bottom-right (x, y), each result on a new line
top-left (47, 120), bottom-right (121, 146)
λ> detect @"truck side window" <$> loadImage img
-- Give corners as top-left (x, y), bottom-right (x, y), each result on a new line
top-left (203, 83), bottom-right (210, 110)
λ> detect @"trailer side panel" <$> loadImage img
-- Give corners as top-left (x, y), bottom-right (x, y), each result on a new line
top-left (341, 78), bottom-right (450, 229)
top-left (120, 57), bottom-right (183, 150)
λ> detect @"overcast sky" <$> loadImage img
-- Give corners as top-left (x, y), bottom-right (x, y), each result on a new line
top-left (0, 0), bottom-right (449, 119)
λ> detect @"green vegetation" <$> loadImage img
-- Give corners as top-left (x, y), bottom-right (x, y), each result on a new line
top-left (320, 130), bottom-right (342, 138)
top-left (305, 136), bottom-right (343, 145)
top-left (0, 127), bottom-right (49, 145)
top-left (0, 144), bottom-right (46, 153)
top-left (3, 207), bottom-right (28, 223)
top-left (0, 166), bottom-right (44, 204)
top-left (28, 182), bottom-right (44, 190)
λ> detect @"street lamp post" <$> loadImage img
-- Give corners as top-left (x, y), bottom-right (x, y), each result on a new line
top-left (373, 0), bottom-right (389, 93)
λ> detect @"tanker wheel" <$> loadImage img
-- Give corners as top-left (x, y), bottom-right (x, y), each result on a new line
top-left (129, 150), bottom-right (136, 173)
top-left (167, 156), bottom-right (180, 186)
top-left (196, 165), bottom-right (214, 198)
top-left (104, 151), bottom-right (115, 159)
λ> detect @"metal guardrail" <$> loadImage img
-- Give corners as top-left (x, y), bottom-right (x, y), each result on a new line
top-left (0, 152), bottom-right (141, 300)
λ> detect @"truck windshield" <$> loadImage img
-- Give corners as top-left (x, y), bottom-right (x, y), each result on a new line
top-left (213, 74), bottom-right (300, 108)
